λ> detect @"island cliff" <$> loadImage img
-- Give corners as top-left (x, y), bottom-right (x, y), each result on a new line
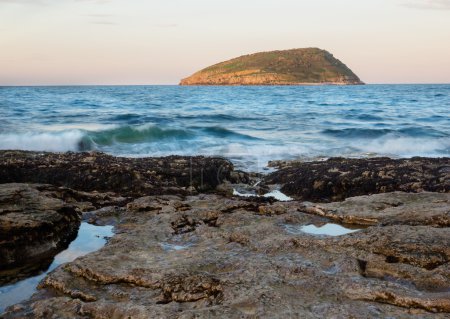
top-left (180, 48), bottom-right (363, 85)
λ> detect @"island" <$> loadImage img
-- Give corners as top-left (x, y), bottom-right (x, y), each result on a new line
top-left (180, 48), bottom-right (364, 85)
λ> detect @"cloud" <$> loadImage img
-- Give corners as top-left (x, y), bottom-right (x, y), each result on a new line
top-left (0, 0), bottom-right (111, 5)
top-left (83, 13), bottom-right (113, 17)
top-left (89, 20), bottom-right (117, 25)
top-left (0, 0), bottom-right (45, 4)
top-left (403, 0), bottom-right (450, 10)
top-left (153, 23), bottom-right (178, 28)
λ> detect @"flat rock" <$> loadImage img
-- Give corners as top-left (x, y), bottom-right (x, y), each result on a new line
top-left (3, 193), bottom-right (448, 318)
top-left (302, 191), bottom-right (450, 226)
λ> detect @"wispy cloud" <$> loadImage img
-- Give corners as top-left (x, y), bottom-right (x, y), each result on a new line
top-left (83, 13), bottom-right (114, 18)
top-left (0, 0), bottom-right (46, 4)
top-left (153, 23), bottom-right (178, 28)
top-left (403, 0), bottom-right (450, 10)
top-left (0, 0), bottom-right (111, 5)
top-left (89, 20), bottom-right (117, 25)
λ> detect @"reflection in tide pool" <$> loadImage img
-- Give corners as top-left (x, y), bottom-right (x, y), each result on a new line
top-left (285, 223), bottom-right (360, 236)
top-left (0, 223), bottom-right (113, 314)
top-left (160, 242), bottom-right (192, 251)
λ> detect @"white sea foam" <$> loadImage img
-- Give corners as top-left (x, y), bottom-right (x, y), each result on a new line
top-left (233, 189), bottom-right (293, 201)
top-left (0, 130), bottom-right (85, 152)
top-left (357, 136), bottom-right (450, 157)
top-left (36, 123), bottom-right (118, 132)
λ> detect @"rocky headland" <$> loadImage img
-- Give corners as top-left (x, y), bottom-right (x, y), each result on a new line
top-left (180, 48), bottom-right (363, 86)
top-left (0, 151), bottom-right (449, 318)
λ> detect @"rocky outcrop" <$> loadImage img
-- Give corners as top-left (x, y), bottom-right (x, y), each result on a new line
top-left (1, 152), bottom-right (449, 318)
top-left (180, 48), bottom-right (363, 85)
top-left (264, 157), bottom-right (450, 202)
top-left (0, 151), bottom-right (241, 197)
top-left (0, 183), bottom-right (80, 285)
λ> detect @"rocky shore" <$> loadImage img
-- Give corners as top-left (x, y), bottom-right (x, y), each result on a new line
top-left (0, 151), bottom-right (449, 318)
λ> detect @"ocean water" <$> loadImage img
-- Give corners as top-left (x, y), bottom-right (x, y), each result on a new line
top-left (0, 85), bottom-right (448, 170)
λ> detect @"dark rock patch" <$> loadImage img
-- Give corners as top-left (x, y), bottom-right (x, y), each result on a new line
top-left (0, 151), bottom-right (240, 197)
top-left (264, 157), bottom-right (450, 202)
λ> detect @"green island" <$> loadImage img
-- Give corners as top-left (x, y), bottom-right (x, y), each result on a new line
top-left (180, 48), bottom-right (364, 85)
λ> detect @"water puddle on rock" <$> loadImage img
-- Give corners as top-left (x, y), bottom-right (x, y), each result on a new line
top-left (0, 222), bottom-right (113, 313)
top-left (284, 223), bottom-right (360, 236)
top-left (159, 242), bottom-right (192, 251)
top-left (233, 189), bottom-right (293, 201)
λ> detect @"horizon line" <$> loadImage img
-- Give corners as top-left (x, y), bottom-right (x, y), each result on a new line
top-left (1, 83), bottom-right (450, 87)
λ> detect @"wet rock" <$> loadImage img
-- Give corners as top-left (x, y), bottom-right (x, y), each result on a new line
top-left (82, 206), bottom-right (125, 226)
top-left (3, 193), bottom-right (449, 318)
top-left (301, 191), bottom-right (450, 227)
top-left (0, 151), bottom-right (240, 197)
top-left (0, 183), bottom-right (80, 285)
top-left (264, 157), bottom-right (450, 202)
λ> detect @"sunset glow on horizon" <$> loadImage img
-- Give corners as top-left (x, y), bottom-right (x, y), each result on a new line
top-left (1, 0), bottom-right (449, 85)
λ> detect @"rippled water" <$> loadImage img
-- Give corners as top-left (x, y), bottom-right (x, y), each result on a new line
top-left (0, 85), bottom-right (448, 170)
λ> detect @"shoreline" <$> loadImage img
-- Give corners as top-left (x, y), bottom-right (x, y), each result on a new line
top-left (1, 151), bottom-right (449, 317)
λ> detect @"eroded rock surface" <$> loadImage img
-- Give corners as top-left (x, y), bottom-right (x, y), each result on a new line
top-left (3, 192), bottom-right (449, 318)
top-left (1, 153), bottom-right (449, 318)
top-left (0, 183), bottom-right (80, 285)
top-left (301, 191), bottom-right (450, 227)
top-left (265, 157), bottom-right (450, 202)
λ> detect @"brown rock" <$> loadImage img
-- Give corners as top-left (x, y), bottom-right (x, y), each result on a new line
top-left (0, 183), bottom-right (80, 285)
top-left (302, 191), bottom-right (450, 227)
top-left (3, 193), bottom-right (448, 318)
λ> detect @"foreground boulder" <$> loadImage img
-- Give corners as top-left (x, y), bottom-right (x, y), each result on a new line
top-left (0, 184), bottom-right (80, 285)
top-left (3, 192), bottom-right (449, 318)
top-left (265, 157), bottom-right (450, 202)
top-left (0, 151), bottom-right (240, 197)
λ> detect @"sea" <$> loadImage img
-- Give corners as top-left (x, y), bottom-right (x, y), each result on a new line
top-left (0, 85), bottom-right (449, 171)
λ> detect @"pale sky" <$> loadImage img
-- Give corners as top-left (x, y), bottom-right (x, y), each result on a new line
top-left (0, 0), bottom-right (449, 85)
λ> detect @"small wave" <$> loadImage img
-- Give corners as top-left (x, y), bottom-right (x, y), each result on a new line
top-left (322, 127), bottom-right (448, 139)
top-left (84, 125), bottom-right (195, 148)
top-left (178, 114), bottom-right (261, 122)
top-left (397, 127), bottom-right (448, 138)
top-left (357, 136), bottom-right (450, 157)
top-left (355, 114), bottom-right (384, 121)
top-left (322, 128), bottom-right (394, 138)
top-left (110, 113), bottom-right (142, 121)
top-left (0, 131), bottom-right (84, 152)
top-left (199, 126), bottom-right (261, 140)
top-left (417, 115), bottom-right (446, 123)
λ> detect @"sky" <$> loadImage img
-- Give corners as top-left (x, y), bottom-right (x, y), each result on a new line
top-left (0, 0), bottom-right (449, 85)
